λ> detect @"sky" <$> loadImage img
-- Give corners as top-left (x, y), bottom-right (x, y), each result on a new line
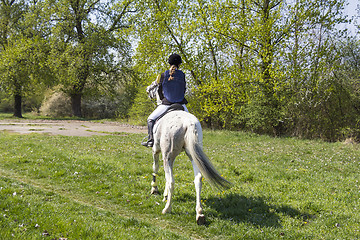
top-left (343, 0), bottom-right (359, 35)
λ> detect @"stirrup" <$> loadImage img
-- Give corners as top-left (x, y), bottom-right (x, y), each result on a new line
top-left (141, 137), bottom-right (153, 147)
top-left (141, 136), bottom-right (148, 147)
top-left (141, 141), bottom-right (153, 147)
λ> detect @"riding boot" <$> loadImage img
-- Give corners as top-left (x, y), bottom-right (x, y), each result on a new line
top-left (142, 120), bottom-right (155, 147)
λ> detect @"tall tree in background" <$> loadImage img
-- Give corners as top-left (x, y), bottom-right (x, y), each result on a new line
top-left (0, 0), bottom-right (24, 117)
top-left (185, 0), bottom-right (250, 128)
top-left (284, 0), bottom-right (349, 140)
top-left (242, 0), bottom-right (288, 134)
top-left (47, 0), bottom-right (134, 117)
top-left (0, 0), bottom-right (49, 118)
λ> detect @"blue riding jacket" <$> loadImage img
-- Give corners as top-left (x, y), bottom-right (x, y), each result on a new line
top-left (162, 69), bottom-right (186, 104)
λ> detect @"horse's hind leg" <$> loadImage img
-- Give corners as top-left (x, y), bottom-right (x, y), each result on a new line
top-left (151, 150), bottom-right (160, 195)
top-left (191, 160), bottom-right (205, 225)
top-left (162, 157), bottom-right (174, 214)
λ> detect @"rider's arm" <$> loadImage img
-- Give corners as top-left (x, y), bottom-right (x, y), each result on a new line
top-left (146, 80), bottom-right (159, 94)
top-left (156, 74), bottom-right (161, 84)
top-left (146, 73), bottom-right (164, 94)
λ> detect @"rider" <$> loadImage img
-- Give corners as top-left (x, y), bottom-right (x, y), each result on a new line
top-left (141, 53), bottom-right (189, 147)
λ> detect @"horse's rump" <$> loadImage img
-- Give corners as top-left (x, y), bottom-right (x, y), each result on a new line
top-left (154, 111), bottom-right (231, 190)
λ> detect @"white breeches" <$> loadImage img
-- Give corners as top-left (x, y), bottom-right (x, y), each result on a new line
top-left (148, 104), bottom-right (188, 121)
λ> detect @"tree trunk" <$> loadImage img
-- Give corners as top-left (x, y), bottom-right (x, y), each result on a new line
top-left (71, 93), bottom-right (82, 117)
top-left (13, 93), bottom-right (23, 118)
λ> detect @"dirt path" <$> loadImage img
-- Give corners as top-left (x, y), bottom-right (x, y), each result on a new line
top-left (0, 119), bottom-right (147, 136)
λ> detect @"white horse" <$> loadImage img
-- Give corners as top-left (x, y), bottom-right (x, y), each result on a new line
top-left (150, 110), bottom-right (231, 225)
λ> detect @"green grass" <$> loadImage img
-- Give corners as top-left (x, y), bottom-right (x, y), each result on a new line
top-left (0, 112), bottom-right (55, 120)
top-left (0, 129), bottom-right (359, 239)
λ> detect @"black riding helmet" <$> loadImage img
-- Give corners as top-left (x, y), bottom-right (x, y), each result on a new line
top-left (168, 54), bottom-right (182, 67)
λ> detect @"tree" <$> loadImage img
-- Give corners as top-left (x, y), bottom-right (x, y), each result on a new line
top-left (0, 0), bottom-right (25, 117)
top-left (283, 0), bottom-right (349, 140)
top-left (0, 0), bottom-right (50, 118)
top-left (194, 0), bottom-right (349, 136)
top-left (47, 0), bottom-right (134, 117)
top-left (241, 0), bottom-right (287, 135)
top-left (131, 0), bottom-right (238, 124)
top-left (327, 37), bottom-right (360, 140)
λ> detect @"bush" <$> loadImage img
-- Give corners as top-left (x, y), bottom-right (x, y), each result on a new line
top-left (40, 86), bottom-right (136, 119)
top-left (0, 91), bottom-right (13, 113)
top-left (40, 91), bottom-right (72, 117)
top-left (127, 87), bottom-right (155, 125)
top-left (82, 95), bottom-right (123, 119)
top-left (188, 79), bottom-right (243, 129)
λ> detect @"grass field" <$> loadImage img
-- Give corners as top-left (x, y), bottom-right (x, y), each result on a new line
top-left (1, 125), bottom-right (360, 239)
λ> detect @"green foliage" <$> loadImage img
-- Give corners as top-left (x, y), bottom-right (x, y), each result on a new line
top-left (0, 91), bottom-right (12, 112)
top-left (128, 86), bottom-right (156, 124)
top-left (0, 37), bottom-right (48, 91)
top-left (45, 0), bottom-right (135, 116)
top-left (0, 37), bottom-right (50, 117)
top-left (0, 0), bottom-right (52, 117)
top-left (131, 0), bottom-right (356, 141)
top-left (189, 77), bottom-right (246, 129)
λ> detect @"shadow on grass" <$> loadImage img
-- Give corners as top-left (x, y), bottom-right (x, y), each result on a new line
top-left (205, 193), bottom-right (312, 228)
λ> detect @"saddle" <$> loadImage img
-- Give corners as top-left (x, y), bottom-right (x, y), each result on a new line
top-left (156, 103), bottom-right (184, 123)
top-left (152, 103), bottom-right (184, 134)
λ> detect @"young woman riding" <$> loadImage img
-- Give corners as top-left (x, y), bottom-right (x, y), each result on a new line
top-left (141, 53), bottom-right (188, 147)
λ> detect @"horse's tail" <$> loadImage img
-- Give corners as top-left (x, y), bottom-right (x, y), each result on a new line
top-left (185, 122), bottom-right (232, 190)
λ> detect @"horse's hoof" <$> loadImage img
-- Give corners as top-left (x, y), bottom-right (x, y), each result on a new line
top-left (151, 189), bottom-right (160, 195)
top-left (196, 214), bottom-right (206, 225)
top-left (151, 187), bottom-right (160, 195)
top-left (162, 207), bottom-right (171, 214)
